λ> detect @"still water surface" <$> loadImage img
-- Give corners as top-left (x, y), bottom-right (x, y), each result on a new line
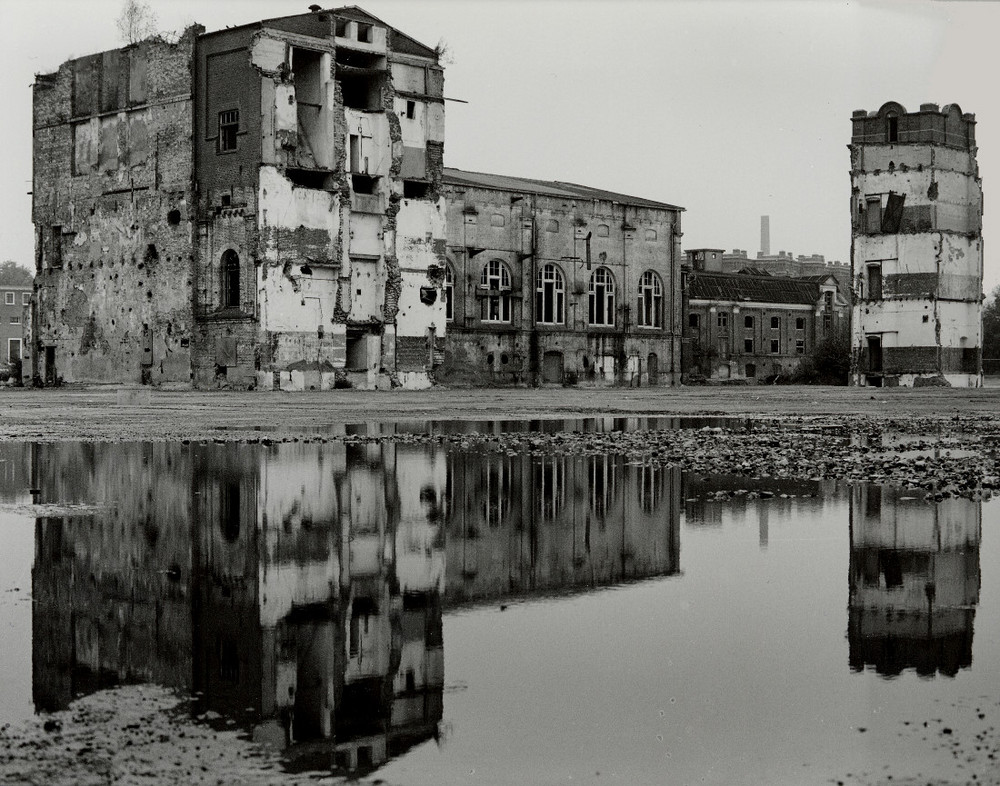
top-left (0, 429), bottom-right (996, 785)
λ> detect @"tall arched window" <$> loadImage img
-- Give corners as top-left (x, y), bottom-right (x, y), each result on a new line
top-left (589, 266), bottom-right (615, 326)
top-left (535, 263), bottom-right (565, 324)
top-left (221, 249), bottom-right (240, 309)
top-left (444, 265), bottom-right (454, 321)
top-left (637, 270), bottom-right (662, 328)
top-left (480, 259), bottom-right (512, 323)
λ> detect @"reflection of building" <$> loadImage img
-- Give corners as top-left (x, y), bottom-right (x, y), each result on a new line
top-left (439, 169), bottom-right (684, 387)
top-left (31, 441), bottom-right (445, 778)
top-left (849, 485), bottom-right (981, 678)
top-left (849, 102), bottom-right (983, 387)
top-left (444, 452), bottom-right (681, 603)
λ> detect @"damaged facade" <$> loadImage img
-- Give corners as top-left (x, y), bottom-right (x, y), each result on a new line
top-left (438, 169), bottom-right (683, 386)
top-left (850, 102), bottom-right (983, 387)
top-left (681, 267), bottom-right (849, 383)
top-left (31, 6), bottom-right (446, 389)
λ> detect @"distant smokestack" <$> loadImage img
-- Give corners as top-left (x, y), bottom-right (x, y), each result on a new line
top-left (760, 215), bottom-right (770, 256)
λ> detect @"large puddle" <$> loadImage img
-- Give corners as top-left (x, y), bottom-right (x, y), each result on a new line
top-left (0, 426), bottom-right (996, 785)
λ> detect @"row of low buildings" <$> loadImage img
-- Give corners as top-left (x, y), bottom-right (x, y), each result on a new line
top-left (23, 5), bottom-right (984, 389)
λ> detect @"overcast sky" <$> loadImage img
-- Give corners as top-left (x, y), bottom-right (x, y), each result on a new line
top-left (2, 0), bottom-right (997, 290)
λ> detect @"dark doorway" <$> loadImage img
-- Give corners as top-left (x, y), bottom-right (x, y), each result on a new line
top-left (867, 336), bottom-right (883, 373)
top-left (44, 346), bottom-right (56, 385)
top-left (647, 353), bottom-right (659, 386)
top-left (542, 351), bottom-right (564, 383)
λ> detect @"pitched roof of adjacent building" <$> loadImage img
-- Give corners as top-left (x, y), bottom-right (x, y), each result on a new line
top-left (687, 271), bottom-right (822, 305)
top-left (442, 168), bottom-right (683, 211)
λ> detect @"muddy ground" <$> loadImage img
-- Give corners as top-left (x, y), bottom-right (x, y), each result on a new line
top-left (1, 384), bottom-right (999, 442)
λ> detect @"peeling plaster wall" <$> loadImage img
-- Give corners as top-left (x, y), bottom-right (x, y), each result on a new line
top-left (850, 102), bottom-right (983, 387)
top-left (32, 28), bottom-right (202, 385)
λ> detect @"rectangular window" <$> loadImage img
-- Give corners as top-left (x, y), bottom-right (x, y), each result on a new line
top-left (10, 316), bottom-right (20, 325)
top-left (865, 197), bottom-right (882, 234)
top-left (8, 339), bottom-right (21, 363)
top-left (744, 338), bottom-right (754, 353)
top-left (405, 100), bottom-right (416, 119)
top-left (867, 264), bottom-right (883, 300)
top-left (796, 339), bottom-right (805, 354)
top-left (823, 313), bottom-right (833, 332)
top-left (823, 291), bottom-right (833, 310)
top-left (717, 313), bottom-right (728, 329)
top-left (770, 316), bottom-right (780, 330)
top-left (49, 226), bottom-right (63, 269)
top-left (218, 109), bottom-right (239, 153)
top-left (795, 317), bottom-right (805, 331)
top-left (770, 339), bottom-right (779, 354)
top-left (3, 293), bottom-right (12, 305)
top-left (688, 313), bottom-right (700, 329)
top-left (744, 315), bottom-right (754, 329)
top-left (22, 293), bottom-right (30, 306)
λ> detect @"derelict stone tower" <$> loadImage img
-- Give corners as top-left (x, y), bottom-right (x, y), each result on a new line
top-left (850, 101), bottom-right (983, 387)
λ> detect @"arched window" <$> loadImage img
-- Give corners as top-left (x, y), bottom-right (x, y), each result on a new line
top-left (221, 249), bottom-right (240, 309)
top-left (535, 263), bottom-right (565, 325)
top-left (636, 270), bottom-right (662, 328)
top-left (444, 265), bottom-right (454, 321)
top-left (588, 266), bottom-right (615, 326)
top-left (480, 260), bottom-right (512, 323)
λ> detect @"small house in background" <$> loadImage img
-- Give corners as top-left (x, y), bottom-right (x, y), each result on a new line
top-left (0, 284), bottom-right (31, 380)
top-left (681, 267), bottom-right (849, 383)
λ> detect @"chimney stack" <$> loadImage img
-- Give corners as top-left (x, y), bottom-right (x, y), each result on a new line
top-left (760, 215), bottom-right (770, 257)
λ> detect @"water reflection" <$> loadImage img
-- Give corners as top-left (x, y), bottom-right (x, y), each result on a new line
top-left (27, 441), bottom-right (681, 776)
top-left (848, 486), bottom-right (981, 678)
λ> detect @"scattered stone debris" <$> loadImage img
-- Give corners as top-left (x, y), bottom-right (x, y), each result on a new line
top-left (333, 414), bottom-right (1000, 500)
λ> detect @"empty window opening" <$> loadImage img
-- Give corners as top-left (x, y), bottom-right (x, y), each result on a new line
top-left (167, 209), bottom-right (181, 225)
top-left (795, 317), bottom-right (805, 331)
top-left (536, 263), bottom-right (565, 325)
top-left (222, 249), bottom-right (240, 309)
top-left (688, 313), bottom-right (700, 329)
top-left (403, 180), bottom-right (429, 198)
top-left (346, 331), bottom-right (368, 371)
top-left (636, 270), bottom-right (662, 328)
top-left (405, 100), bottom-right (416, 119)
top-left (444, 266), bottom-right (454, 321)
top-left (770, 339), bottom-right (780, 354)
top-left (746, 363), bottom-right (756, 378)
top-left (288, 168), bottom-right (332, 189)
top-left (356, 22), bottom-right (373, 43)
top-left (480, 260), bottom-right (512, 323)
top-left (221, 194), bottom-right (231, 207)
top-left (866, 263), bottom-right (883, 300)
top-left (744, 338), bottom-right (754, 353)
top-left (219, 109), bottom-right (239, 153)
top-left (335, 17), bottom-right (349, 36)
top-left (49, 226), bottom-right (63, 269)
top-left (352, 174), bottom-right (378, 194)
top-left (744, 315), bottom-right (754, 329)
top-left (770, 316), bottom-right (780, 330)
top-left (588, 267), bottom-right (615, 326)
top-left (887, 114), bottom-right (898, 143)
top-left (290, 48), bottom-right (323, 106)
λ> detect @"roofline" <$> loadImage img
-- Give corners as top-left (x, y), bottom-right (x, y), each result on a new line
top-left (443, 167), bottom-right (684, 212)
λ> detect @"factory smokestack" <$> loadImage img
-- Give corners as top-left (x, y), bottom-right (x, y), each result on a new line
top-left (760, 215), bottom-right (770, 256)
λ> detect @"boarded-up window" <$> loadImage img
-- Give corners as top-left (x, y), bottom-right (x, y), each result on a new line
top-left (865, 198), bottom-right (882, 234)
top-left (881, 193), bottom-right (905, 233)
top-left (100, 50), bottom-right (121, 113)
top-left (72, 55), bottom-right (101, 116)
top-left (128, 50), bottom-right (148, 105)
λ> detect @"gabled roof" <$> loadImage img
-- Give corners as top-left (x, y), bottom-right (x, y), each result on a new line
top-left (442, 168), bottom-right (683, 211)
top-left (688, 271), bottom-right (821, 305)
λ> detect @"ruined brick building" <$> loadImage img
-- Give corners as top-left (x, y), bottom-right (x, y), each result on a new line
top-left (850, 102), bottom-right (983, 387)
top-left (680, 267), bottom-right (849, 382)
top-left (438, 169), bottom-right (684, 386)
top-left (29, 7), bottom-right (447, 389)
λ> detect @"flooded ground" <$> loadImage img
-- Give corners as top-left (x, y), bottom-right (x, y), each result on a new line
top-left (0, 422), bottom-right (998, 785)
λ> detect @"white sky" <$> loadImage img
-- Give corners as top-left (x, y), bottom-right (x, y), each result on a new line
top-left (1, 0), bottom-right (997, 291)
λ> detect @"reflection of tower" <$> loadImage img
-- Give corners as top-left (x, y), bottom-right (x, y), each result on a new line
top-left (848, 485), bottom-right (981, 678)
